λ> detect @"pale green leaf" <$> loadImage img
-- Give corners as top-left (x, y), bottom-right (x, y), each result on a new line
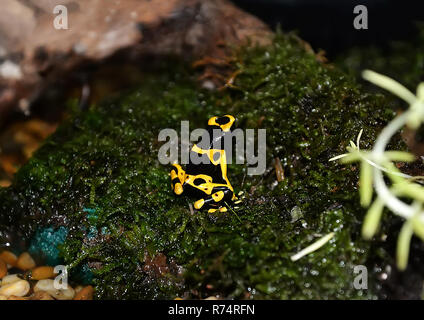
top-left (407, 108), bottom-right (423, 130)
top-left (384, 151), bottom-right (415, 162)
top-left (290, 232), bottom-right (335, 262)
top-left (384, 162), bottom-right (407, 184)
top-left (360, 160), bottom-right (373, 207)
top-left (339, 152), bottom-right (361, 164)
top-left (356, 129), bottom-right (363, 149)
top-left (362, 197), bottom-right (384, 240)
top-left (362, 70), bottom-right (416, 105)
top-left (397, 221), bottom-right (413, 271)
top-left (417, 82), bottom-right (424, 100)
top-left (412, 215), bottom-right (424, 241)
top-left (397, 183), bottom-right (424, 202)
top-left (329, 153), bottom-right (349, 162)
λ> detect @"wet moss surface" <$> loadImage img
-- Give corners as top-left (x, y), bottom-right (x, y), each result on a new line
top-left (0, 33), bottom-right (409, 299)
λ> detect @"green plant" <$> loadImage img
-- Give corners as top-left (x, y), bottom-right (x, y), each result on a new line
top-left (330, 70), bottom-right (424, 270)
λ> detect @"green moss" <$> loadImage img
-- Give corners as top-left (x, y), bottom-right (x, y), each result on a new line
top-left (0, 32), bottom-right (406, 299)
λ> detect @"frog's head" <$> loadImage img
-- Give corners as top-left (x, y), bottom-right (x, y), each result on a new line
top-left (208, 115), bottom-right (235, 132)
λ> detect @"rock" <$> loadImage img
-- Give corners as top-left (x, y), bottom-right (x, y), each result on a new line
top-left (74, 285), bottom-right (83, 293)
top-left (16, 252), bottom-right (36, 271)
top-left (0, 279), bottom-right (30, 297)
top-left (0, 0), bottom-right (270, 125)
top-left (7, 295), bottom-right (29, 300)
top-left (0, 250), bottom-right (17, 267)
top-left (34, 279), bottom-right (75, 300)
top-left (0, 259), bottom-right (6, 279)
top-left (31, 290), bottom-right (54, 300)
top-left (1, 274), bottom-right (21, 286)
top-left (53, 286), bottom-right (75, 300)
top-left (33, 279), bottom-right (55, 292)
top-left (73, 285), bottom-right (94, 300)
top-left (31, 266), bottom-right (55, 280)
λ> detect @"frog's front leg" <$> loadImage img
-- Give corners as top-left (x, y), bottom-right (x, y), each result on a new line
top-left (193, 186), bottom-right (234, 213)
top-left (170, 164), bottom-right (186, 195)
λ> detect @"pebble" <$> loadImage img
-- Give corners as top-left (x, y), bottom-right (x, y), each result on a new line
top-left (0, 248), bottom-right (87, 300)
top-left (34, 279), bottom-right (75, 300)
top-left (7, 295), bottom-right (28, 300)
top-left (0, 259), bottom-right (6, 279)
top-left (1, 274), bottom-right (21, 286)
top-left (16, 252), bottom-right (36, 271)
top-left (73, 285), bottom-right (94, 300)
top-left (33, 279), bottom-right (54, 292)
top-left (31, 291), bottom-right (54, 300)
top-left (74, 285), bottom-right (84, 293)
top-left (0, 280), bottom-right (30, 297)
top-left (0, 251), bottom-right (18, 267)
top-left (31, 266), bottom-right (55, 280)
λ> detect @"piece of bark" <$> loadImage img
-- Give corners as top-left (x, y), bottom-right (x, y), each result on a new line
top-left (0, 0), bottom-right (271, 124)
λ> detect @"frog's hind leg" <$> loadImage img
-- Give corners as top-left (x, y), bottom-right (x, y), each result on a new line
top-left (171, 164), bottom-right (185, 195)
top-left (194, 187), bottom-right (234, 211)
top-left (206, 206), bottom-right (227, 213)
top-left (228, 191), bottom-right (245, 209)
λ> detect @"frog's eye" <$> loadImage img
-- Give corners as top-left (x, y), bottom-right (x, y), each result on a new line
top-left (193, 178), bottom-right (206, 186)
top-left (208, 115), bottom-right (235, 132)
top-left (215, 116), bottom-right (230, 125)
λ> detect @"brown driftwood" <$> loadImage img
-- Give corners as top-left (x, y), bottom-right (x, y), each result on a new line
top-left (0, 0), bottom-right (271, 123)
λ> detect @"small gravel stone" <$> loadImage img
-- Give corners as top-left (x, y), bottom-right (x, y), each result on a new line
top-left (74, 285), bottom-right (84, 293)
top-left (16, 252), bottom-right (36, 271)
top-left (73, 285), bottom-right (94, 300)
top-left (0, 279), bottom-right (30, 297)
top-left (0, 251), bottom-right (18, 267)
top-left (31, 266), bottom-right (55, 280)
top-left (0, 259), bottom-right (7, 279)
top-left (31, 291), bottom-right (54, 300)
top-left (7, 296), bottom-right (29, 300)
top-left (1, 274), bottom-right (21, 286)
top-left (34, 279), bottom-right (75, 300)
top-left (7, 295), bottom-right (29, 300)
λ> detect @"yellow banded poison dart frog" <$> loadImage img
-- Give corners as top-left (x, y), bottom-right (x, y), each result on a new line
top-left (171, 115), bottom-right (238, 213)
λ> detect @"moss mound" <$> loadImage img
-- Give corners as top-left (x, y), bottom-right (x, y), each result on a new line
top-left (0, 33), bottom-right (404, 299)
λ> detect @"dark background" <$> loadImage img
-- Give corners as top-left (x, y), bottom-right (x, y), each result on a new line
top-left (232, 0), bottom-right (424, 58)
